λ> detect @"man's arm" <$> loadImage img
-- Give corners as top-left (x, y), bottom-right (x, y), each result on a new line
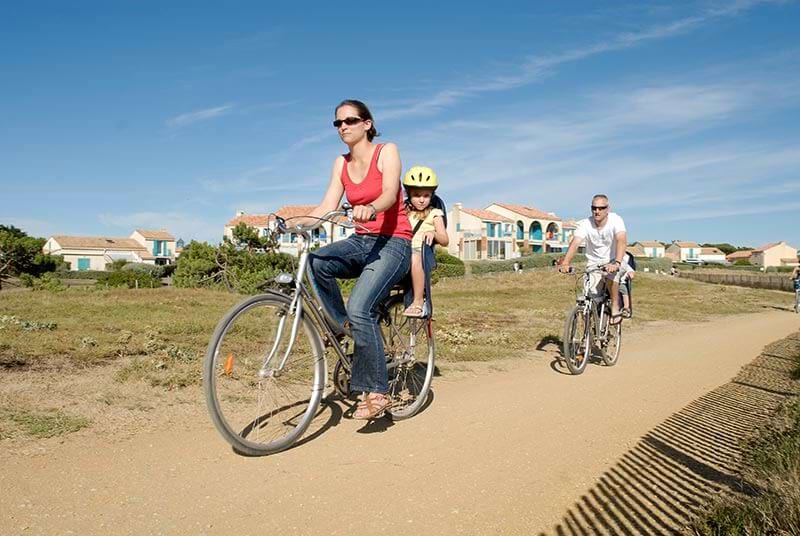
top-left (559, 236), bottom-right (583, 272)
top-left (606, 231), bottom-right (627, 274)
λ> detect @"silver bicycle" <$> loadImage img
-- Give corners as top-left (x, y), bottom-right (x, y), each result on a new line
top-left (562, 265), bottom-right (623, 375)
top-left (203, 205), bottom-right (435, 455)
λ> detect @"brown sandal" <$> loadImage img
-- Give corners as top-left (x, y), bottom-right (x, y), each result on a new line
top-left (353, 393), bottom-right (392, 420)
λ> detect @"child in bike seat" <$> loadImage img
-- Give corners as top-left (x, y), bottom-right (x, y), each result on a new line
top-left (619, 251), bottom-right (636, 318)
top-left (402, 165), bottom-right (449, 317)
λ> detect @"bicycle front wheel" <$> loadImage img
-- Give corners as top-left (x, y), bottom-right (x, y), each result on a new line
top-left (382, 295), bottom-right (435, 420)
top-left (203, 293), bottom-right (326, 456)
top-left (563, 305), bottom-right (590, 375)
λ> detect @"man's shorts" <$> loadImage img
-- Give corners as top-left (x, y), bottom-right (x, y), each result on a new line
top-left (586, 264), bottom-right (631, 297)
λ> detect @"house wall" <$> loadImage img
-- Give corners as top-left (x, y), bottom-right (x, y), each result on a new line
top-left (666, 245), bottom-right (699, 261)
top-left (753, 243), bottom-right (798, 267)
top-left (485, 204), bottom-right (566, 252)
top-left (639, 246), bottom-right (665, 258)
top-left (446, 205), bottom-right (515, 260)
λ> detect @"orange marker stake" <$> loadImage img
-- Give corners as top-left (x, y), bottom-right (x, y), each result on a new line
top-left (223, 353), bottom-right (235, 375)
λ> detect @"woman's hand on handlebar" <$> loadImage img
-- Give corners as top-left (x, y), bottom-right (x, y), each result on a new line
top-left (352, 204), bottom-right (377, 223)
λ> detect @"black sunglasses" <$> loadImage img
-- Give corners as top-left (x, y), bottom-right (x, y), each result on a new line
top-left (333, 116), bottom-right (364, 128)
top-left (591, 205), bottom-right (609, 211)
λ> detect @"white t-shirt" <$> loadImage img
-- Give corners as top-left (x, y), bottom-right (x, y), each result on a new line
top-left (573, 212), bottom-right (627, 266)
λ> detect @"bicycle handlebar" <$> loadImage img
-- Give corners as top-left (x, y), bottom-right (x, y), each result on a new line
top-left (560, 263), bottom-right (611, 275)
top-left (272, 202), bottom-right (375, 239)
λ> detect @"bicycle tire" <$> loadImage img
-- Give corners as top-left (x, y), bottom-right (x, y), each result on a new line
top-left (203, 293), bottom-right (326, 455)
top-left (563, 304), bottom-right (590, 375)
top-left (601, 320), bottom-right (622, 366)
top-left (381, 295), bottom-right (435, 420)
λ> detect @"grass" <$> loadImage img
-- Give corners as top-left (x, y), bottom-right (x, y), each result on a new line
top-left (689, 336), bottom-right (800, 535)
top-left (431, 270), bottom-right (791, 362)
top-left (0, 272), bottom-right (791, 370)
top-left (690, 399), bottom-right (800, 535)
top-left (0, 271), bottom-right (793, 440)
top-left (0, 287), bottom-right (237, 368)
top-left (0, 406), bottom-right (91, 439)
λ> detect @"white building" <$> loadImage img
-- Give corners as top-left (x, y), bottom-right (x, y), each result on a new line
top-left (224, 205), bottom-right (354, 256)
top-left (42, 230), bottom-right (176, 271)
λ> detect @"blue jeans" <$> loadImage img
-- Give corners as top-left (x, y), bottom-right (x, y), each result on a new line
top-left (308, 234), bottom-right (411, 394)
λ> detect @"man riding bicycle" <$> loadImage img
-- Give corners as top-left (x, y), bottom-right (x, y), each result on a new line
top-left (559, 194), bottom-right (628, 325)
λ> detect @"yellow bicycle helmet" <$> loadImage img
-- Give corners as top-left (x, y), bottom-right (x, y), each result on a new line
top-left (403, 166), bottom-right (438, 189)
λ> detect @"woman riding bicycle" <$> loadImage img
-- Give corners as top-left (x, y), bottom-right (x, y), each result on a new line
top-left (303, 99), bottom-right (412, 420)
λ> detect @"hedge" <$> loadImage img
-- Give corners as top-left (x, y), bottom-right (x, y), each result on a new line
top-left (467, 253), bottom-right (585, 275)
top-left (634, 257), bottom-right (672, 272)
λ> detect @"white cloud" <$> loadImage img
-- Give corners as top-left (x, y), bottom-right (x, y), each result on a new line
top-left (379, 0), bottom-right (784, 119)
top-left (166, 104), bottom-right (235, 128)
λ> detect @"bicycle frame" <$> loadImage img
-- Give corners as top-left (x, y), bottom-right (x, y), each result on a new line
top-left (573, 266), bottom-right (613, 356)
top-left (257, 210), bottom-right (354, 379)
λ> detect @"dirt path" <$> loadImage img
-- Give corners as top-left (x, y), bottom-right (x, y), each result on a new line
top-left (2, 311), bottom-right (798, 535)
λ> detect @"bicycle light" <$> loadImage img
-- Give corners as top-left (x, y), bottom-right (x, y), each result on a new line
top-left (274, 272), bottom-right (294, 285)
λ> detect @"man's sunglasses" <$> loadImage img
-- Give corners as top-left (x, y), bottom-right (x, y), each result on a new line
top-left (591, 205), bottom-right (609, 211)
top-left (333, 116), bottom-right (364, 128)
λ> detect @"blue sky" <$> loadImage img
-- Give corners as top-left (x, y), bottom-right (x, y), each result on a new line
top-left (2, 0), bottom-right (799, 248)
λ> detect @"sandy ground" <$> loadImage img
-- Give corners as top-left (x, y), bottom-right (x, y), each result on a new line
top-left (1, 310), bottom-right (798, 536)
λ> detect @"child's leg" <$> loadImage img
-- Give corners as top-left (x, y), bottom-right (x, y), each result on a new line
top-left (407, 251), bottom-right (425, 310)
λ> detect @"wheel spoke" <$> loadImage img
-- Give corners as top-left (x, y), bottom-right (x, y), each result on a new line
top-left (204, 295), bottom-right (325, 455)
top-left (382, 297), bottom-right (434, 419)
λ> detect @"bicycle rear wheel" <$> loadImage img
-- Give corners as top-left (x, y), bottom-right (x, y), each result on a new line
top-left (203, 293), bottom-right (325, 456)
top-left (381, 295), bottom-right (435, 420)
top-left (563, 304), bottom-right (590, 375)
top-left (601, 318), bottom-right (622, 366)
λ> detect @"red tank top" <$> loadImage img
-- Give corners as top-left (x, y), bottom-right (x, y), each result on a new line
top-left (340, 144), bottom-right (412, 240)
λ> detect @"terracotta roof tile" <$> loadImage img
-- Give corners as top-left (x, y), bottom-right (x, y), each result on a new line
top-left (701, 247), bottom-right (725, 255)
top-left (725, 250), bottom-right (753, 259)
top-left (491, 203), bottom-right (561, 221)
top-left (226, 205), bottom-right (319, 227)
top-left (627, 245), bottom-right (646, 256)
top-left (637, 241), bottom-right (664, 248)
top-left (672, 241), bottom-right (701, 248)
top-left (135, 229), bottom-right (175, 240)
top-left (51, 236), bottom-right (148, 251)
top-left (461, 208), bottom-right (514, 222)
top-left (754, 241), bottom-right (780, 252)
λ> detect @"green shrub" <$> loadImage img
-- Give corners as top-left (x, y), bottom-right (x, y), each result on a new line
top-left (467, 253), bottom-right (580, 275)
top-left (55, 270), bottom-right (107, 280)
top-left (122, 262), bottom-right (166, 277)
top-left (95, 270), bottom-right (162, 289)
top-left (173, 240), bottom-right (294, 294)
top-left (433, 247), bottom-right (466, 280)
top-left (23, 272), bottom-right (67, 292)
top-left (766, 266), bottom-right (795, 273)
top-left (734, 258), bottom-right (752, 266)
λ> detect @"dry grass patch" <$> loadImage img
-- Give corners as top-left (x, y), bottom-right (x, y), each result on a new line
top-left (0, 405), bottom-right (90, 440)
top-left (0, 270), bottom-right (793, 446)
